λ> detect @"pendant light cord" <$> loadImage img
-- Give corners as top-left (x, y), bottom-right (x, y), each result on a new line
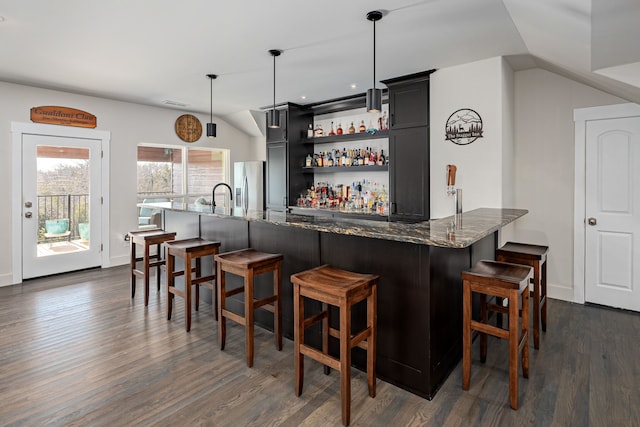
top-left (273, 53), bottom-right (276, 111)
top-left (210, 77), bottom-right (213, 123)
top-left (373, 18), bottom-right (376, 91)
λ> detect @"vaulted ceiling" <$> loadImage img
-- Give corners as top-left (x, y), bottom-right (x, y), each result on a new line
top-left (1, 0), bottom-right (638, 135)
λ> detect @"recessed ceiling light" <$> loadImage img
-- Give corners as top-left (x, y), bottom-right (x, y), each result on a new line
top-left (350, 84), bottom-right (357, 89)
top-left (300, 95), bottom-right (307, 100)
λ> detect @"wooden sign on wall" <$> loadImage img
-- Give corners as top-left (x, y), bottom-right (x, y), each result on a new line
top-left (30, 106), bottom-right (97, 128)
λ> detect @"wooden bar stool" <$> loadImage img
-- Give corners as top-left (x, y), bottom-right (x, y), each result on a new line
top-left (291, 264), bottom-right (378, 426)
top-left (165, 238), bottom-right (221, 332)
top-left (496, 242), bottom-right (549, 349)
top-left (215, 248), bottom-right (283, 367)
top-left (462, 260), bottom-right (532, 410)
top-left (128, 229), bottom-right (176, 306)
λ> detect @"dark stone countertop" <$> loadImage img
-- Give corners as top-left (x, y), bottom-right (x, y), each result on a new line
top-left (140, 202), bottom-right (527, 249)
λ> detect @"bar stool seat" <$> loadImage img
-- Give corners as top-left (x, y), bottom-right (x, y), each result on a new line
top-left (165, 238), bottom-right (221, 332)
top-left (496, 242), bottom-right (549, 349)
top-left (291, 264), bottom-right (378, 426)
top-left (128, 229), bottom-right (176, 306)
top-left (215, 248), bottom-right (283, 367)
top-left (462, 260), bottom-right (533, 410)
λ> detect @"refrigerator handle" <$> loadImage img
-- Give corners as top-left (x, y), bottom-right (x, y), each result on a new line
top-left (243, 175), bottom-right (249, 211)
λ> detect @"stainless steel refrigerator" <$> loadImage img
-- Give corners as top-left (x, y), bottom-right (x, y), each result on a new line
top-left (234, 161), bottom-right (265, 212)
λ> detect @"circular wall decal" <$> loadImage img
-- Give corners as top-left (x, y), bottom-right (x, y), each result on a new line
top-left (445, 108), bottom-right (483, 145)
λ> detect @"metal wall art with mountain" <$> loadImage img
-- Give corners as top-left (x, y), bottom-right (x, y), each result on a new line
top-left (445, 108), bottom-right (483, 145)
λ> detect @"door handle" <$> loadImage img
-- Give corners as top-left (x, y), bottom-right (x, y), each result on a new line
top-left (25, 201), bottom-right (32, 208)
top-left (25, 212), bottom-right (32, 218)
top-left (587, 217), bottom-right (597, 226)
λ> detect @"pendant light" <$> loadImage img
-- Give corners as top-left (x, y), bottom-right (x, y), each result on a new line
top-left (267, 49), bottom-right (282, 128)
top-left (206, 74), bottom-right (217, 138)
top-left (366, 10), bottom-right (383, 113)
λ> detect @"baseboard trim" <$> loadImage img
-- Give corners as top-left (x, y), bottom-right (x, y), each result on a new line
top-left (109, 255), bottom-right (130, 268)
top-left (548, 283), bottom-right (576, 303)
top-left (0, 272), bottom-right (16, 287)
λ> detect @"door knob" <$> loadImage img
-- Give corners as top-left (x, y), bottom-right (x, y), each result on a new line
top-left (25, 212), bottom-right (32, 218)
top-left (587, 217), bottom-right (597, 226)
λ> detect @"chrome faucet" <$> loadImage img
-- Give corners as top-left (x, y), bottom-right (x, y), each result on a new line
top-left (212, 183), bottom-right (233, 208)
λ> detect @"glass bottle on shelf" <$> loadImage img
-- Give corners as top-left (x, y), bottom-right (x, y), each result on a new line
top-left (307, 124), bottom-right (314, 138)
top-left (348, 122), bottom-right (356, 134)
top-left (337, 122), bottom-right (343, 135)
top-left (382, 111), bottom-right (388, 130)
top-left (377, 149), bottom-right (386, 166)
top-left (305, 153), bottom-right (312, 167)
top-left (341, 149), bottom-right (347, 167)
top-left (329, 121), bottom-right (336, 136)
top-left (359, 120), bottom-right (366, 133)
top-left (314, 124), bottom-right (324, 137)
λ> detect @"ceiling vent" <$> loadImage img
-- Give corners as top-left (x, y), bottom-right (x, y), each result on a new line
top-left (162, 99), bottom-right (189, 107)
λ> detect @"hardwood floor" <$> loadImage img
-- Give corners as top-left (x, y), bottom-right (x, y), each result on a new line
top-left (1, 266), bottom-right (638, 426)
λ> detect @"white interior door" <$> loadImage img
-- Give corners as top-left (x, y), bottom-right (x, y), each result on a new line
top-left (22, 134), bottom-right (102, 279)
top-left (585, 117), bottom-right (640, 311)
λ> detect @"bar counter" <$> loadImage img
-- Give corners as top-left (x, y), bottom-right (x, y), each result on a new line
top-left (142, 202), bottom-right (526, 399)
top-left (142, 202), bottom-right (526, 248)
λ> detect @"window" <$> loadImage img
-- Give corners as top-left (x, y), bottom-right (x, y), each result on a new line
top-left (136, 145), bottom-right (229, 224)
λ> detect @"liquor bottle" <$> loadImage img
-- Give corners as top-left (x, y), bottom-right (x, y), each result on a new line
top-left (305, 153), bottom-right (312, 167)
top-left (341, 149), bottom-right (347, 167)
top-left (363, 147), bottom-right (369, 165)
top-left (327, 152), bottom-right (334, 167)
top-left (377, 149), bottom-right (385, 166)
top-left (329, 121), bottom-right (336, 136)
top-left (345, 149), bottom-right (352, 167)
top-left (317, 152), bottom-right (323, 167)
top-left (359, 120), bottom-right (366, 133)
top-left (314, 124), bottom-right (324, 137)
top-left (358, 149), bottom-right (365, 166)
top-left (337, 123), bottom-right (343, 135)
top-left (348, 122), bottom-right (355, 134)
top-left (382, 111), bottom-right (388, 130)
top-left (369, 149), bottom-right (376, 165)
top-left (353, 150), bottom-right (360, 166)
top-left (307, 124), bottom-right (314, 138)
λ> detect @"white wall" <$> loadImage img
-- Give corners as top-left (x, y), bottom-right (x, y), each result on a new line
top-left (430, 57), bottom-right (514, 219)
top-left (0, 81), bottom-right (256, 284)
top-left (512, 68), bottom-right (624, 300)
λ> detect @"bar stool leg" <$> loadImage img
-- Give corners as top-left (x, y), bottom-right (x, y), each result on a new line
top-left (367, 285), bottom-right (377, 398)
top-left (322, 302), bottom-right (330, 375)
top-left (508, 288), bottom-right (519, 409)
top-left (167, 252), bottom-right (175, 320)
top-left (522, 286), bottom-right (530, 380)
top-left (541, 260), bottom-right (547, 332)
top-left (480, 293), bottom-right (487, 363)
top-left (245, 269), bottom-right (255, 368)
top-left (218, 264), bottom-right (226, 350)
top-left (274, 265), bottom-right (283, 351)
top-left (184, 253), bottom-right (193, 332)
top-left (532, 262), bottom-right (541, 349)
top-left (144, 243), bottom-right (151, 306)
top-left (462, 281), bottom-right (471, 391)
top-left (340, 302), bottom-right (351, 426)
top-left (130, 241), bottom-right (137, 299)
top-left (294, 283), bottom-right (304, 396)
top-left (156, 243), bottom-right (162, 292)
top-left (195, 257), bottom-right (201, 312)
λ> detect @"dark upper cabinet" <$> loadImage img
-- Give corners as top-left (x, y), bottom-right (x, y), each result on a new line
top-left (383, 71), bottom-right (434, 221)
top-left (383, 72), bottom-right (431, 130)
top-left (266, 142), bottom-right (287, 210)
top-left (266, 109), bottom-right (288, 143)
top-left (389, 127), bottom-right (429, 221)
top-left (264, 103), bottom-right (312, 211)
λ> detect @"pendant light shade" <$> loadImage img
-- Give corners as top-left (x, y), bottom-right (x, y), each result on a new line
top-left (268, 49), bottom-right (282, 128)
top-left (366, 10), bottom-right (383, 113)
top-left (206, 74), bottom-right (217, 138)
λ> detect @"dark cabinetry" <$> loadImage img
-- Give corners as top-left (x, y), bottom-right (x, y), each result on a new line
top-left (383, 71), bottom-right (434, 221)
top-left (265, 104), bottom-right (311, 211)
